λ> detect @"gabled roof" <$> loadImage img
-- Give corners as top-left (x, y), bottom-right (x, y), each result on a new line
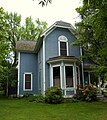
top-left (16, 40), bottom-right (36, 52)
top-left (16, 21), bottom-right (75, 52)
top-left (41, 21), bottom-right (75, 37)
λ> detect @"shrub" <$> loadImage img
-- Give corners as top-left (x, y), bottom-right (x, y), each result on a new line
top-left (45, 86), bottom-right (63, 104)
top-left (74, 84), bottom-right (98, 102)
top-left (23, 93), bottom-right (45, 103)
top-left (34, 93), bottom-right (45, 103)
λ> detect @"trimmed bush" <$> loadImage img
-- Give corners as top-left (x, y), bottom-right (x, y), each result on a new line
top-left (74, 84), bottom-right (98, 102)
top-left (45, 86), bottom-right (63, 104)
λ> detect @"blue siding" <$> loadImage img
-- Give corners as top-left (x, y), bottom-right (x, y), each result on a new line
top-left (37, 45), bottom-right (43, 93)
top-left (45, 27), bottom-right (81, 89)
top-left (45, 27), bottom-right (80, 61)
top-left (19, 52), bottom-right (38, 95)
top-left (18, 26), bottom-right (82, 96)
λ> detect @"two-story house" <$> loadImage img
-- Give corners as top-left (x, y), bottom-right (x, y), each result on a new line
top-left (16, 21), bottom-right (97, 97)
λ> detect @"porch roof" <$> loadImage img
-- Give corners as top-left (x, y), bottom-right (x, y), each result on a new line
top-left (47, 56), bottom-right (80, 64)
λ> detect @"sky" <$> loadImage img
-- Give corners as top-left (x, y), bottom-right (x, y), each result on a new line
top-left (0, 0), bottom-right (82, 27)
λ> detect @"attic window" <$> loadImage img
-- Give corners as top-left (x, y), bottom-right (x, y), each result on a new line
top-left (58, 35), bottom-right (68, 56)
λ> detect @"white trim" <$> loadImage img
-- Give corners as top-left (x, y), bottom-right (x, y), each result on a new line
top-left (41, 21), bottom-right (75, 37)
top-left (50, 64), bottom-right (53, 87)
top-left (58, 35), bottom-right (68, 41)
top-left (64, 64), bottom-right (74, 88)
top-left (73, 63), bottom-right (76, 90)
top-left (51, 64), bottom-right (61, 87)
top-left (58, 35), bottom-right (69, 56)
top-left (64, 64), bottom-right (77, 96)
top-left (49, 63), bottom-right (79, 97)
top-left (17, 52), bottom-right (20, 96)
top-left (23, 72), bottom-right (33, 91)
top-left (41, 23), bottom-right (56, 37)
top-left (76, 66), bottom-right (80, 85)
top-left (43, 37), bottom-right (46, 95)
top-left (60, 64), bottom-right (63, 89)
top-left (67, 41), bottom-right (69, 56)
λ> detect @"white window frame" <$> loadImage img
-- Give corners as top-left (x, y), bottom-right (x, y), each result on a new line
top-left (50, 64), bottom-right (62, 88)
top-left (63, 64), bottom-right (76, 96)
top-left (23, 72), bottom-right (33, 91)
top-left (64, 64), bottom-right (74, 88)
top-left (58, 35), bottom-right (69, 56)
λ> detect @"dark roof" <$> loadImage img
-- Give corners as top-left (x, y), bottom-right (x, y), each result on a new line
top-left (55, 21), bottom-right (73, 28)
top-left (41, 21), bottom-right (75, 36)
top-left (47, 56), bottom-right (80, 63)
top-left (16, 41), bottom-right (36, 52)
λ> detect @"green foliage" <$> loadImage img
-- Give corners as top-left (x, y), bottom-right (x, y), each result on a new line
top-left (74, 85), bottom-right (98, 102)
top-left (0, 7), bottom-right (47, 95)
top-left (45, 86), bottom-right (63, 104)
top-left (73, 0), bottom-right (107, 78)
top-left (23, 93), bottom-right (45, 103)
top-left (103, 92), bottom-right (107, 97)
top-left (0, 8), bottom-right (9, 71)
top-left (19, 17), bottom-right (47, 41)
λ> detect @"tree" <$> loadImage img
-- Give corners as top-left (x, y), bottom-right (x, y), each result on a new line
top-left (34, 0), bottom-right (52, 7)
top-left (5, 12), bottom-right (47, 67)
top-left (0, 8), bottom-right (47, 95)
top-left (5, 12), bottom-right (22, 67)
top-left (73, 0), bottom-right (107, 79)
top-left (19, 17), bottom-right (47, 41)
top-left (0, 8), bottom-right (9, 71)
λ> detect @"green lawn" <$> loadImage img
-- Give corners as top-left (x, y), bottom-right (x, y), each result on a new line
top-left (0, 98), bottom-right (107, 120)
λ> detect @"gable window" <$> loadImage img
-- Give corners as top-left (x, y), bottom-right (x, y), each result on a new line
top-left (24, 73), bottom-right (32, 91)
top-left (60, 41), bottom-right (67, 56)
top-left (58, 35), bottom-right (68, 56)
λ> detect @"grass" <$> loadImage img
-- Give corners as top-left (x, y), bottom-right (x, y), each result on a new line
top-left (0, 97), bottom-right (107, 120)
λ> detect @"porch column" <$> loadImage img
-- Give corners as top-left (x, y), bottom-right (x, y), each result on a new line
top-left (98, 76), bottom-right (102, 94)
top-left (74, 62), bottom-right (76, 94)
top-left (61, 61), bottom-right (64, 89)
top-left (50, 64), bottom-right (53, 87)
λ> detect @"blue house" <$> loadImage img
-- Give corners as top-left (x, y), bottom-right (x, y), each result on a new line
top-left (16, 21), bottom-right (98, 97)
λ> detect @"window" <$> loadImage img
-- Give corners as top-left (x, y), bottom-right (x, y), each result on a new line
top-left (65, 66), bottom-right (73, 87)
top-left (58, 35), bottom-right (68, 56)
top-left (24, 73), bottom-right (32, 91)
top-left (53, 66), bottom-right (60, 87)
top-left (60, 42), bottom-right (67, 56)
